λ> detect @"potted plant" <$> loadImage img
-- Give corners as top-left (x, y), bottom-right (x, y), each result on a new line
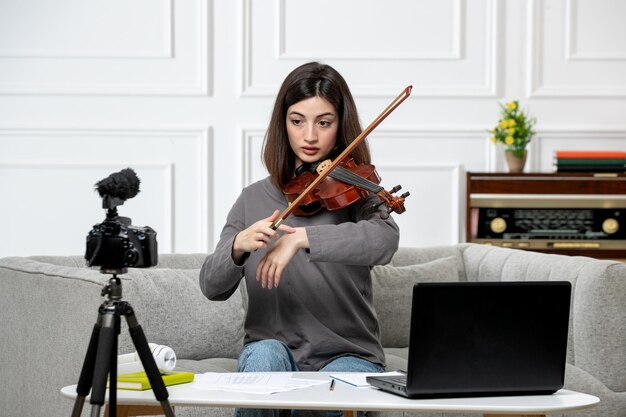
top-left (489, 101), bottom-right (536, 172)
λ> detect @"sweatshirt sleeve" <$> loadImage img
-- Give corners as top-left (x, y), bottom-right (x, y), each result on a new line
top-left (199, 193), bottom-right (247, 301)
top-left (306, 194), bottom-right (400, 266)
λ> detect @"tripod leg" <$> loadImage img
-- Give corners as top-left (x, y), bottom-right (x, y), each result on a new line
top-left (90, 311), bottom-right (117, 417)
top-left (107, 314), bottom-right (120, 417)
top-left (125, 311), bottom-right (176, 417)
top-left (71, 320), bottom-right (101, 417)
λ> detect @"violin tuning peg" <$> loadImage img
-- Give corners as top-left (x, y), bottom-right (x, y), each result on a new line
top-left (401, 192), bottom-right (410, 199)
top-left (389, 185), bottom-right (402, 194)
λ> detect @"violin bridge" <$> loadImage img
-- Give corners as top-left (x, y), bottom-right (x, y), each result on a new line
top-left (315, 159), bottom-right (332, 175)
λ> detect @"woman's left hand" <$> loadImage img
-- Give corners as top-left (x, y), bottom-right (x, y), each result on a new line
top-left (256, 227), bottom-right (309, 289)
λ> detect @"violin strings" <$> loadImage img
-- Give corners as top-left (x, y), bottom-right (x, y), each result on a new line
top-left (328, 166), bottom-right (384, 193)
top-left (331, 167), bottom-right (382, 192)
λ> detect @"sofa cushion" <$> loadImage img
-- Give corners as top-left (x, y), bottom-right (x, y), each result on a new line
top-left (371, 256), bottom-right (459, 348)
top-left (117, 268), bottom-right (245, 361)
top-left (382, 347), bottom-right (409, 373)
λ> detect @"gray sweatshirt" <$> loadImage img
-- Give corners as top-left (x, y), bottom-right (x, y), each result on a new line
top-left (199, 177), bottom-right (400, 371)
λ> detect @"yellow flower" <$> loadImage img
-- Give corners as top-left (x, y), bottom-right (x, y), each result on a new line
top-left (489, 100), bottom-right (536, 151)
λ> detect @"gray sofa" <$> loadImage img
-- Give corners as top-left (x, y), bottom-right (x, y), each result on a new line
top-left (1, 244), bottom-right (624, 417)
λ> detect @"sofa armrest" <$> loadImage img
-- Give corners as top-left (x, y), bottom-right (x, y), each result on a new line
top-left (461, 243), bottom-right (626, 396)
top-left (0, 257), bottom-right (107, 417)
top-left (573, 261), bottom-right (626, 392)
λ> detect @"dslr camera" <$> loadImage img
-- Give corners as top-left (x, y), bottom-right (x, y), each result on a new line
top-left (85, 168), bottom-right (158, 272)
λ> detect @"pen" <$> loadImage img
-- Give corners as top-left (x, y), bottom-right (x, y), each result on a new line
top-left (329, 379), bottom-right (335, 391)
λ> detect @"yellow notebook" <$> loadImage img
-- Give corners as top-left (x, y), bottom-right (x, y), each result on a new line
top-left (112, 371), bottom-right (194, 391)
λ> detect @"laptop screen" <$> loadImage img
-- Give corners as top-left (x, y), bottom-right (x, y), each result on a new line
top-left (404, 281), bottom-right (571, 397)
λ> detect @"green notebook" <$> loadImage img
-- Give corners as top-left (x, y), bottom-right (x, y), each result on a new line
top-left (112, 370), bottom-right (195, 391)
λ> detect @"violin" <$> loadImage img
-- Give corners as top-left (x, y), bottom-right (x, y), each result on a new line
top-left (272, 85), bottom-right (412, 230)
top-left (283, 157), bottom-right (407, 216)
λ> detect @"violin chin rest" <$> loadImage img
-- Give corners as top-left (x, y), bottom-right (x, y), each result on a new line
top-left (294, 163), bottom-right (313, 177)
top-left (293, 201), bottom-right (322, 217)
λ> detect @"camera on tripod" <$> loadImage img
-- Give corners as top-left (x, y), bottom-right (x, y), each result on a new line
top-left (85, 168), bottom-right (158, 271)
top-left (74, 168), bottom-right (174, 417)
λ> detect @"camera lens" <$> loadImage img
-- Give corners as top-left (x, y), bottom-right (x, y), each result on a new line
top-left (124, 248), bottom-right (139, 265)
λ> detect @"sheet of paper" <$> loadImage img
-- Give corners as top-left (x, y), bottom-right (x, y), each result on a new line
top-left (192, 372), bottom-right (328, 394)
top-left (329, 371), bottom-right (404, 387)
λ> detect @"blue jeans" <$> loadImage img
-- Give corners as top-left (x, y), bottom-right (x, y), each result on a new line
top-left (235, 340), bottom-right (384, 417)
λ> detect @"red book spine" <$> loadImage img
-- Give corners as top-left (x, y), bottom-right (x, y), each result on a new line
top-left (555, 150), bottom-right (626, 159)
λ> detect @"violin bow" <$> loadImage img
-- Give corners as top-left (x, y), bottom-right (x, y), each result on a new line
top-left (272, 85), bottom-right (413, 230)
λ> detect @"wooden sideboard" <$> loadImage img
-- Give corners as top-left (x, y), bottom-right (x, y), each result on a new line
top-left (466, 172), bottom-right (626, 259)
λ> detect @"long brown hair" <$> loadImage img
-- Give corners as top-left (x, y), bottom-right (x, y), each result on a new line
top-left (263, 62), bottom-right (370, 188)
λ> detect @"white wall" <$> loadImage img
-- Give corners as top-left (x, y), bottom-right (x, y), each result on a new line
top-left (0, 0), bottom-right (625, 257)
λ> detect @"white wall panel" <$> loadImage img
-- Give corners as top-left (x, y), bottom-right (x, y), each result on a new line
top-left (0, 0), bottom-right (172, 58)
top-left (0, 0), bottom-right (211, 95)
top-left (242, 128), bottom-right (267, 187)
top-left (242, 0), bottom-right (499, 97)
top-left (0, 128), bottom-right (212, 256)
top-left (379, 165), bottom-right (463, 246)
top-left (528, 0), bottom-right (626, 97)
top-left (0, 0), bottom-right (625, 257)
top-left (279, 0), bottom-right (461, 60)
top-left (565, 0), bottom-right (626, 60)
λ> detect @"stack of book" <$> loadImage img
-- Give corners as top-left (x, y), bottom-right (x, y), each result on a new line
top-left (553, 150), bottom-right (626, 173)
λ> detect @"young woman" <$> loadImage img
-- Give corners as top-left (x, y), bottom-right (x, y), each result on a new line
top-left (199, 61), bottom-right (400, 416)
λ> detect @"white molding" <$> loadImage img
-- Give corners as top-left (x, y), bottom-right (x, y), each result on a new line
top-left (533, 127), bottom-right (626, 136)
top-left (0, 0), bottom-right (174, 59)
top-left (527, 0), bottom-right (626, 97)
top-left (197, 126), bottom-right (213, 253)
top-left (565, 0), bottom-right (626, 61)
top-left (240, 126), bottom-right (493, 175)
top-left (526, 0), bottom-right (544, 98)
top-left (0, 0), bottom-right (210, 96)
top-left (363, 127), bottom-right (495, 171)
top-left (0, 125), bottom-right (211, 137)
top-left (528, 84), bottom-right (626, 98)
top-left (534, 128), bottom-right (626, 148)
top-left (0, 125), bottom-right (212, 253)
top-left (199, 0), bottom-right (213, 97)
top-left (241, 128), bottom-right (267, 187)
top-left (0, 161), bottom-right (175, 251)
top-left (241, 0), bottom-right (255, 100)
top-left (241, 0), bottom-right (499, 98)
top-left (276, 0), bottom-right (463, 61)
top-left (377, 163), bottom-right (463, 245)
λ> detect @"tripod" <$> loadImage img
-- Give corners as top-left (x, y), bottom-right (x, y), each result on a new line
top-left (71, 269), bottom-right (176, 417)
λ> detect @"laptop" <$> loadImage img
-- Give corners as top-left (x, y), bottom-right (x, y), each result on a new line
top-left (367, 281), bottom-right (571, 398)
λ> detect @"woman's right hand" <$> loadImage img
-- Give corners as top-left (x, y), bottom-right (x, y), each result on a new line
top-left (232, 210), bottom-right (295, 264)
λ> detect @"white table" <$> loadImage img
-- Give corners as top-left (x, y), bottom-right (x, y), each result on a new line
top-left (61, 372), bottom-right (600, 417)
